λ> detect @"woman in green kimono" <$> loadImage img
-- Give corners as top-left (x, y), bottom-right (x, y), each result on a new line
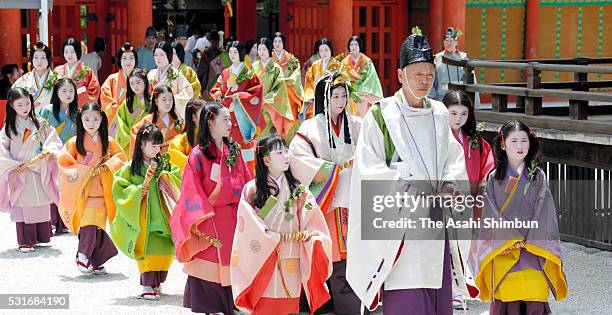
top-left (341, 36), bottom-right (383, 117)
top-left (111, 123), bottom-right (181, 300)
top-left (113, 69), bottom-right (151, 156)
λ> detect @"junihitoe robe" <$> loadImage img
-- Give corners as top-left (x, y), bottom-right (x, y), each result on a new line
top-left (147, 66), bottom-right (194, 120)
top-left (129, 113), bottom-right (181, 155)
top-left (252, 59), bottom-right (294, 139)
top-left (271, 50), bottom-right (303, 122)
top-left (113, 97), bottom-right (149, 156)
top-left (54, 62), bottom-right (100, 106)
top-left (12, 69), bottom-right (57, 109)
top-left (100, 70), bottom-right (129, 135)
top-left (341, 53), bottom-right (383, 117)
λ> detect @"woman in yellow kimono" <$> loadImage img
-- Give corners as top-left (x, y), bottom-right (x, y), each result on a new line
top-left (253, 38), bottom-right (294, 139)
top-left (342, 36), bottom-right (383, 117)
top-left (130, 85), bottom-right (183, 155)
top-left (302, 38), bottom-right (339, 120)
top-left (101, 42), bottom-right (137, 135)
top-left (111, 123), bottom-right (181, 300)
top-left (272, 32), bottom-right (303, 123)
top-left (58, 103), bottom-right (126, 274)
top-left (54, 38), bottom-right (100, 107)
top-left (168, 98), bottom-right (205, 173)
top-left (171, 42), bottom-right (202, 98)
top-left (113, 69), bottom-right (151, 156)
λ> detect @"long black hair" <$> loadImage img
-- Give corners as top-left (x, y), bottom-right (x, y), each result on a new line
top-left (316, 38), bottom-right (333, 56)
top-left (154, 41), bottom-right (173, 64)
top-left (4, 88), bottom-right (40, 138)
top-left (257, 37), bottom-right (273, 58)
top-left (62, 38), bottom-right (82, 60)
top-left (347, 35), bottom-right (364, 53)
top-left (184, 98), bottom-right (206, 147)
top-left (126, 69), bottom-right (150, 113)
top-left (273, 32), bottom-right (287, 49)
top-left (493, 120), bottom-right (540, 181)
top-left (252, 135), bottom-right (300, 209)
top-left (227, 41), bottom-right (246, 62)
top-left (198, 103), bottom-right (235, 160)
top-left (314, 73), bottom-right (352, 148)
top-left (171, 41), bottom-right (185, 64)
top-left (116, 42), bottom-right (138, 68)
top-left (150, 85), bottom-right (178, 124)
top-left (50, 78), bottom-right (79, 122)
top-left (30, 41), bottom-right (52, 68)
top-left (442, 90), bottom-right (483, 153)
top-left (131, 123), bottom-right (164, 176)
top-left (245, 39), bottom-right (257, 56)
top-left (76, 102), bottom-right (109, 157)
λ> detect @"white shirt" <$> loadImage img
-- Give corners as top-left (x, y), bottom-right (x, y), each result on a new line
top-left (194, 37), bottom-right (211, 52)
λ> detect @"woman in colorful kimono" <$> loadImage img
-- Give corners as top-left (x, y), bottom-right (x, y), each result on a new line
top-left (54, 38), bottom-right (100, 106)
top-left (38, 78), bottom-right (80, 234)
top-left (170, 103), bottom-right (252, 313)
top-left (253, 37), bottom-right (294, 139)
top-left (129, 85), bottom-right (183, 155)
top-left (168, 98), bottom-right (205, 173)
top-left (342, 36), bottom-right (383, 117)
top-left (231, 134), bottom-right (333, 315)
top-left (114, 69), bottom-right (151, 156)
top-left (471, 120), bottom-right (568, 315)
top-left (288, 72), bottom-right (364, 314)
top-left (171, 42), bottom-right (202, 98)
top-left (0, 88), bottom-right (62, 252)
top-left (303, 38), bottom-right (340, 120)
top-left (244, 39), bottom-right (258, 68)
top-left (111, 123), bottom-right (181, 300)
top-left (210, 41), bottom-right (264, 172)
top-left (101, 42), bottom-right (138, 135)
top-left (12, 42), bottom-right (58, 110)
top-left (57, 103), bottom-right (126, 274)
top-left (147, 41), bottom-right (194, 119)
top-left (272, 32), bottom-right (304, 125)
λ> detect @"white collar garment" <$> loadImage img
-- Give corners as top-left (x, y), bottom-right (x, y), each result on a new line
top-left (231, 62), bottom-right (245, 75)
top-left (161, 113), bottom-right (170, 127)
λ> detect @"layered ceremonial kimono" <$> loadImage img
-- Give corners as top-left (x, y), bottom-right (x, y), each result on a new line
top-left (471, 166), bottom-right (568, 314)
top-left (147, 66), bottom-right (194, 119)
top-left (168, 132), bottom-right (193, 173)
top-left (210, 64), bottom-right (264, 170)
top-left (302, 59), bottom-right (339, 120)
top-left (12, 69), bottom-right (57, 109)
top-left (113, 96), bottom-right (149, 155)
top-left (231, 177), bottom-right (332, 315)
top-left (346, 91), bottom-right (471, 313)
top-left (57, 134), bottom-right (126, 267)
top-left (129, 113), bottom-right (182, 155)
top-left (272, 50), bottom-right (304, 122)
top-left (0, 117), bottom-right (62, 245)
top-left (111, 159), bottom-right (181, 286)
top-left (253, 59), bottom-right (294, 138)
top-left (54, 62), bottom-right (100, 106)
top-left (38, 104), bottom-right (77, 143)
top-left (342, 53), bottom-right (384, 117)
top-left (178, 63), bottom-right (202, 98)
top-left (100, 70), bottom-right (129, 135)
top-left (170, 143), bottom-right (251, 314)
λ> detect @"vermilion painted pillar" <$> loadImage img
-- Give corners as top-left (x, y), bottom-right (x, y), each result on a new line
top-left (442, 0), bottom-right (466, 50)
top-left (0, 9), bottom-right (22, 68)
top-left (429, 0), bottom-right (444, 53)
top-left (127, 0), bottom-right (152, 47)
top-left (329, 0), bottom-right (353, 55)
top-left (525, 0), bottom-right (539, 59)
top-left (236, 0), bottom-right (257, 41)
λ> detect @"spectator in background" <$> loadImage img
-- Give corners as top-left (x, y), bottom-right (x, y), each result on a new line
top-left (174, 25), bottom-right (194, 69)
top-left (186, 26), bottom-right (201, 53)
top-left (0, 64), bottom-right (21, 100)
top-left (137, 26), bottom-right (158, 72)
top-left (81, 37), bottom-right (106, 78)
top-left (194, 30), bottom-right (211, 53)
top-left (196, 30), bottom-right (227, 100)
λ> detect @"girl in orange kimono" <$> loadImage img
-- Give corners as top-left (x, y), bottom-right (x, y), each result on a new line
top-left (58, 103), bottom-right (127, 274)
top-left (271, 32), bottom-right (304, 122)
top-left (101, 42), bottom-right (137, 135)
top-left (170, 103), bottom-right (252, 314)
top-left (54, 38), bottom-right (100, 107)
top-left (231, 135), bottom-right (333, 315)
top-left (210, 41), bottom-right (264, 172)
top-left (303, 38), bottom-right (339, 120)
top-left (130, 85), bottom-right (183, 154)
top-left (113, 69), bottom-right (151, 156)
top-left (168, 98), bottom-right (205, 173)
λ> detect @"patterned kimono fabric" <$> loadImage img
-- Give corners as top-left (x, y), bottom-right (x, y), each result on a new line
top-left (57, 134), bottom-right (126, 268)
top-left (113, 96), bottom-right (149, 156)
top-left (129, 113), bottom-right (181, 155)
top-left (111, 160), bottom-right (181, 289)
top-left (170, 144), bottom-right (252, 314)
top-left (471, 165), bottom-right (568, 315)
top-left (341, 53), bottom-right (384, 117)
top-left (100, 70), bottom-right (128, 136)
top-left (38, 104), bottom-right (77, 233)
top-left (271, 50), bottom-right (304, 123)
top-left (289, 112), bottom-right (365, 314)
top-left (253, 59), bottom-right (294, 139)
top-left (12, 69), bottom-right (56, 110)
top-left (231, 176), bottom-right (333, 315)
top-left (209, 64), bottom-right (264, 172)
top-left (54, 61), bottom-right (100, 107)
top-left (302, 59), bottom-right (339, 120)
top-left (0, 116), bottom-right (62, 246)
top-left (147, 66), bottom-right (194, 119)
top-left (178, 63), bottom-right (202, 98)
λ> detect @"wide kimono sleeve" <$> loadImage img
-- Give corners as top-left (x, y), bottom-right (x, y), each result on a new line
top-left (285, 55), bottom-right (304, 99)
top-left (114, 101), bottom-right (133, 154)
top-left (173, 72), bottom-right (195, 117)
top-left (168, 133), bottom-right (191, 173)
top-left (79, 67), bottom-right (101, 105)
top-left (441, 125), bottom-right (469, 185)
top-left (110, 163), bottom-right (144, 259)
top-left (356, 58), bottom-right (383, 99)
top-left (209, 75), bottom-right (223, 101)
top-left (0, 129), bottom-right (22, 210)
top-left (100, 74), bottom-right (121, 124)
top-left (181, 65), bottom-right (202, 98)
top-left (302, 64), bottom-right (316, 104)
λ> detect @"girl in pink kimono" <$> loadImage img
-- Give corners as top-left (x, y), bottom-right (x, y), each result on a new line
top-left (231, 134), bottom-right (332, 315)
top-left (0, 87), bottom-right (62, 252)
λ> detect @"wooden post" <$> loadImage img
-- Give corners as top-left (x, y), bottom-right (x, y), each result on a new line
top-left (443, 0), bottom-right (466, 51)
top-left (525, 62), bottom-right (541, 115)
top-left (127, 0), bottom-right (152, 47)
top-left (569, 57), bottom-right (589, 120)
top-left (492, 94), bottom-right (508, 112)
top-left (0, 9), bottom-right (22, 68)
top-left (464, 65), bottom-right (477, 109)
top-left (329, 0), bottom-right (353, 55)
top-left (524, 0), bottom-right (539, 59)
top-left (236, 0), bottom-right (257, 41)
top-left (429, 0), bottom-right (444, 54)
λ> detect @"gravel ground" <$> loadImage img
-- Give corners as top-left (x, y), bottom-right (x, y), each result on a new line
top-left (1, 213), bottom-right (610, 314)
